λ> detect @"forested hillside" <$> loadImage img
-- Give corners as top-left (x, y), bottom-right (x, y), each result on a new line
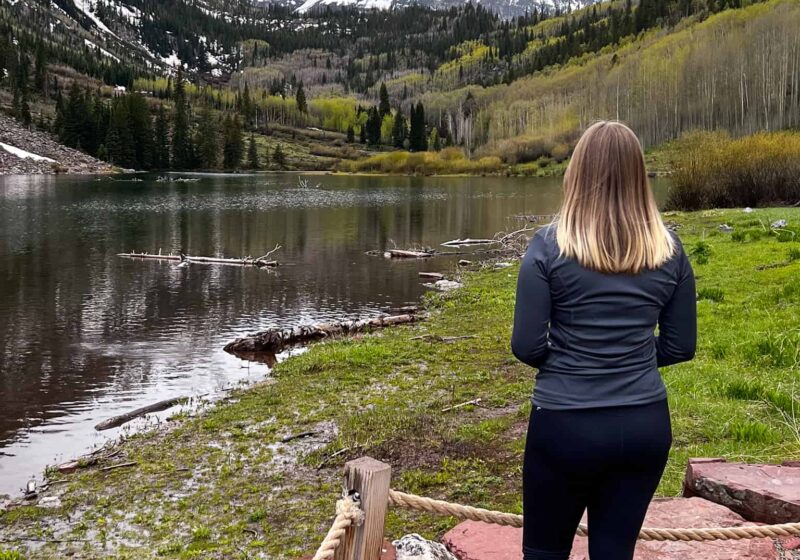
top-left (1, 0), bottom-right (797, 173)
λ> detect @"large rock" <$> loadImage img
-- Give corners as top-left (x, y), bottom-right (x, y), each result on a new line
top-left (442, 498), bottom-right (784, 560)
top-left (683, 458), bottom-right (800, 524)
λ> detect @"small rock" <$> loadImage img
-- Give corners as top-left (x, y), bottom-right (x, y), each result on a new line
top-left (394, 534), bottom-right (457, 560)
top-left (771, 219), bottom-right (788, 229)
top-left (744, 207), bottom-right (754, 213)
top-left (718, 224), bottom-right (734, 233)
top-left (419, 272), bottom-right (445, 281)
top-left (494, 262), bottom-right (513, 269)
top-left (431, 280), bottom-right (462, 291)
top-left (458, 260), bottom-right (472, 266)
top-left (38, 496), bottom-right (61, 508)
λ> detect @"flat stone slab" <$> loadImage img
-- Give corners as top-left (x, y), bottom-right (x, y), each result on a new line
top-left (684, 458), bottom-right (800, 523)
top-left (442, 497), bottom-right (786, 560)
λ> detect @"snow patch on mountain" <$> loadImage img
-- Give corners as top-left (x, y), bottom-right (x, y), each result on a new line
top-left (73, 0), bottom-right (118, 37)
top-left (0, 142), bottom-right (57, 163)
top-left (296, 0), bottom-right (392, 13)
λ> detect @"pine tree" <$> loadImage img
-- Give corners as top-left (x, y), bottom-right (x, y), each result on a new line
top-left (366, 106), bottom-right (382, 145)
top-left (12, 52), bottom-right (31, 125)
top-left (222, 115), bottom-right (244, 170)
top-left (295, 82), bottom-right (307, 113)
top-left (359, 124), bottom-right (367, 144)
top-left (171, 73), bottom-right (192, 169)
top-left (391, 110), bottom-right (406, 148)
top-left (247, 134), bottom-right (260, 169)
top-left (409, 102), bottom-right (427, 151)
top-left (346, 125), bottom-right (355, 143)
top-left (34, 42), bottom-right (47, 97)
top-left (153, 105), bottom-right (170, 169)
top-left (106, 98), bottom-right (135, 168)
top-left (241, 82), bottom-right (253, 127)
top-left (378, 82), bottom-right (390, 117)
top-left (127, 93), bottom-right (153, 169)
top-left (272, 143), bottom-right (286, 168)
top-left (196, 106), bottom-right (219, 169)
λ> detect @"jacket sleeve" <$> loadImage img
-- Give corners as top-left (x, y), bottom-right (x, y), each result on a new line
top-left (511, 233), bottom-right (552, 368)
top-left (655, 242), bottom-right (697, 367)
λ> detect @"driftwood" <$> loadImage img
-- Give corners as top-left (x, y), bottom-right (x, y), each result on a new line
top-left (100, 461), bottom-right (138, 473)
top-left (418, 272), bottom-right (444, 280)
top-left (94, 396), bottom-right (188, 431)
top-left (441, 398), bottom-right (483, 412)
top-left (118, 244), bottom-right (281, 268)
top-left (224, 314), bottom-right (416, 354)
top-left (441, 238), bottom-right (496, 247)
top-left (281, 431), bottom-right (317, 443)
top-left (383, 249), bottom-right (434, 259)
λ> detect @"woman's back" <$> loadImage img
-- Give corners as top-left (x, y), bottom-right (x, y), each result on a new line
top-left (512, 225), bottom-right (695, 409)
top-left (512, 121), bottom-right (696, 560)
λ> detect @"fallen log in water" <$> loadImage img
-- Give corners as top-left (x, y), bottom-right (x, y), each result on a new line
top-left (224, 314), bottom-right (417, 354)
top-left (441, 238), bottom-right (496, 247)
top-left (383, 249), bottom-right (435, 259)
top-left (94, 396), bottom-right (188, 431)
top-left (118, 252), bottom-right (279, 268)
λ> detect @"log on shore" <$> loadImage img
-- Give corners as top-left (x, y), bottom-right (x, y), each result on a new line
top-left (94, 396), bottom-right (188, 431)
top-left (118, 252), bottom-right (278, 268)
top-left (224, 314), bottom-right (416, 354)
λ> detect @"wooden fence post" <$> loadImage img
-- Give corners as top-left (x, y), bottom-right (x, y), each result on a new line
top-left (334, 456), bottom-right (392, 560)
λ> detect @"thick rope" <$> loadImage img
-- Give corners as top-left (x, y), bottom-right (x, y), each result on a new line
top-left (312, 497), bottom-right (365, 560)
top-left (388, 489), bottom-right (800, 542)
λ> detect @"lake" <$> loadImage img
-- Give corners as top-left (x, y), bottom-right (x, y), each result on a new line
top-left (0, 172), bottom-right (667, 496)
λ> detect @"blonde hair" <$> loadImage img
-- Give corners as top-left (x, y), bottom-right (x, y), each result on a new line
top-left (556, 121), bottom-right (674, 274)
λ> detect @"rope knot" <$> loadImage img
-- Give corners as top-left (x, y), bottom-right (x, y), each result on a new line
top-left (336, 496), bottom-right (365, 527)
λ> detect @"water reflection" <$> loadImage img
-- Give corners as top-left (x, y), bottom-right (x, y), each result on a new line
top-left (0, 172), bottom-right (664, 495)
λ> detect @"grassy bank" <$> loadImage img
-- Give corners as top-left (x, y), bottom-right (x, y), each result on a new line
top-left (2, 209), bottom-right (800, 559)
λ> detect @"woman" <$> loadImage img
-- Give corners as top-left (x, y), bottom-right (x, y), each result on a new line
top-left (511, 121), bottom-right (696, 560)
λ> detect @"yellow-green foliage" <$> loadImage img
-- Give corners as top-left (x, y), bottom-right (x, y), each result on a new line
top-left (666, 131), bottom-right (800, 210)
top-left (422, 0), bottom-right (800, 165)
top-left (308, 97), bottom-right (364, 133)
top-left (338, 147), bottom-right (504, 175)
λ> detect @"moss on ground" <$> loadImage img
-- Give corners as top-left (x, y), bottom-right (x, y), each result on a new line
top-left (2, 208), bottom-right (800, 558)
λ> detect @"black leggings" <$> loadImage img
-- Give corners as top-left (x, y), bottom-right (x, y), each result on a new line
top-left (523, 399), bottom-right (671, 560)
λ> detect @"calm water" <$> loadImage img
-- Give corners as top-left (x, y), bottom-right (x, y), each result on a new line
top-left (0, 172), bottom-right (666, 495)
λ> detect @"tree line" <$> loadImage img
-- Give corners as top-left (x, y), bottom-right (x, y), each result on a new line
top-left (51, 77), bottom-right (286, 171)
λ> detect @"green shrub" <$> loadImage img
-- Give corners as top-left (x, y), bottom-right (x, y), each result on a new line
top-left (689, 240), bottom-right (712, 264)
top-left (789, 248), bottom-right (800, 262)
top-left (665, 131), bottom-right (800, 210)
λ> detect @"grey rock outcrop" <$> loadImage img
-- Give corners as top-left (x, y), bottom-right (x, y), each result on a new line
top-left (0, 114), bottom-right (114, 175)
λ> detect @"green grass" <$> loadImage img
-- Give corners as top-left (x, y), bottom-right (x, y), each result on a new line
top-left (2, 208), bottom-right (800, 558)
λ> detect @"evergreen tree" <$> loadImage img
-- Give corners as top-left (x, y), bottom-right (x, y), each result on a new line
top-left (295, 82), bottom-right (307, 113)
top-left (34, 42), bottom-right (47, 96)
top-left (127, 93), bottom-right (153, 169)
top-left (366, 106), bottom-right (382, 145)
top-left (106, 98), bottom-right (134, 168)
top-left (346, 125), bottom-right (355, 143)
top-left (409, 102), bottom-right (427, 151)
top-left (359, 124), bottom-right (367, 144)
top-left (241, 82), bottom-right (253, 127)
top-left (153, 105), bottom-right (170, 169)
top-left (272, 143), bottom-right (286, 168)
top-left (222, 115), bottom-right (244, 169)
top-left (12, 53), bottom-right (31, 125)
top-left (378, 82), bottom-right (390, 117)
top-left (196, 105), bottom-right (219, 169)
top-left (247, 134), bottom-right (260, 169)
top-left (171, 73), bottom-right (192, 169)
top-left (391, 110), bottom-right (406, 148)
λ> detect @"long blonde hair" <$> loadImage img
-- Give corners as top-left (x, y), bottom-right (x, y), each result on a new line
top-left (556, 121), bottom-right (674, 274)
